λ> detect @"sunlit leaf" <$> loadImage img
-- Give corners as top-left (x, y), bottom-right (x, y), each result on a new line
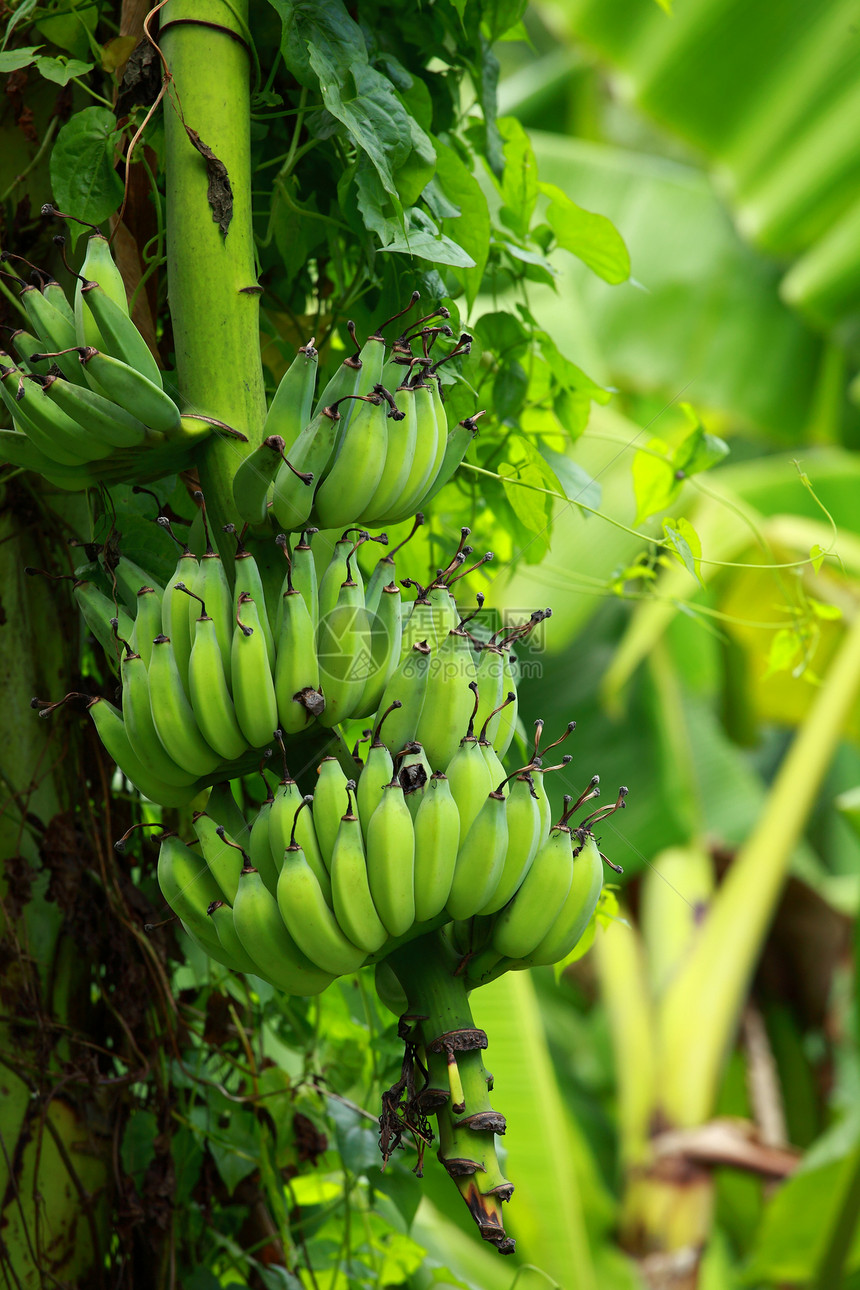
top-left (632, 437), bottom-right (679, 522)
top-left (539, 180), bottom-right (630, 284)
top-left (662, 517), bottom-right (703, 586)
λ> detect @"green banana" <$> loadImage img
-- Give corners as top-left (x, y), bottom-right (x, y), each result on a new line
top-left (277, 798), bottom-right (367, 975)
top-left (248, 789), bottom-right (281, 896)
top-left (264, 339), bottom-right (318, 452)
top-left (478, 772), bottom-right (542, 915)
top-left (412, 772), bottom-right (460, 923)
top-left (147, 635), bottom-right (222, 777)
top-left (205, 780), bottom-right (250, 840)
top-left (445, 789), bottom-right (508, 920)
top-left (156, 833), bottom-right (248, 971)
top-left (318, 530), bottom-right (367, 625)
top-left (313, 322), bottom-right (361, 417)
top-left (76, 347), bottom-right (181, 435)
top-left (274, 568), bottom-right (324, 734)
top-left (160, 538), bottom-right (199, 693)
top-left (365, 775), bottom-right (415, 937)
top-left (313, 392), bottom-right (389, 530)
top-left (384, 377), bottom-right (439, 523)
top-left (415, 628), bottom-right (477, 771)
top-left (19, 284), bottom-right (86, 386)
top-left (193, 812), bottom-right (245, 904)
top-left (520, 831), bottom-right (604, 967)
top-left (79, 279), bottom-right (163, 387)
top-left (268, 774), bottom-right (330, 900)
top-left (419, 412), bottom-right (482, 509)
top-left (187, 610), bottom-right (248, 761)
top-left (290, 529), bottom-right (320, 638)
top-left (109, 553), bottom-right (163, 610)
top-left (329, 783), bottom-right (388, 954)
top-left (490, 825), bottom-right (574, 960)
top-left (231, 592), bottom-right (279, 749)
top-left (359, 384), bottom-right (415, 526)
top-left (374, 641), bottom-right (432, 755)
top-left (316, 565), bottom-right (372, 728)
top-left (119, 647), bottom-right (199, 787)
top-left (1, 365), bottom-right (111, 464)
top-left (356, 702), bottom-right (398, 842)
top-left (86, 696), bottom-right (201, 806)
top-left (312, 756), bottom-right (349, 871)
top-left (42, 278), bottom-right (75, 329)
top-left (231, 434), bottom-right (287, 527)
top-left (75, 232), bottom-right (130, 352)
top-left (232, 542), bottom-right (275, 671)
top-left (446, 727), bottom-right (493, 842)
top-left (130, 586), bottom-right (161, 668)
top-left (352, 580), bottom-right (403, 718)
top-left (208, 900), bottom-right (271, 978)
top-left (232, 865), bottom-right (335, 995)
top-left (271, 403), bottom-right (339, 530)
top-left (40, 371), bottom-right (152, 449)
top-left (190, 537), bottom-right (234, 682)
top-left (10, 329), bottom-right (47, 372)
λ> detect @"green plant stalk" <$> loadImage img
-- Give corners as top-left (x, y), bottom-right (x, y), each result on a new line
top-left (657, 604), bottom-right (860, 1129)
top-left (162, 0), bottom-right (266, 553)
top-left (386, 932), bottom-right (515, 1256)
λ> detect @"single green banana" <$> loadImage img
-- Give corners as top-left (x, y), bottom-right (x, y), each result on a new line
top-left (374, 641), bottom-right (431, 755)
top-left (205, 780), bottom-right (249, 840)
top-left (76, 347), bottom-right (181, 435)
top-left (446, 728), bottom-right (493, 841)
top-left (147, 635), bottom-right (222, 777)
top-left (264, 339), bottom-right (319, 452)
top-left (312, 325), bottom-right (361, 418)
top-left (312, 393), bottom-right (388, 531)
top-left (0, 425), bottom-right (81, 477)
top-left (268, 776), bottom-right (330, 900)
top-left (130, 586), bottom-right (162, 668)
top-left (40, 371), bottom-right (151, 449)
top-left (353, 580), bottom-right (403, 719)
top-left (419, 412), bottom-right (481, 509)
top-left (330, 784), bottom-right (388, 953)
top-left (317, 530), bottom-right (367, 625)
top-left (80, 279), bottom-right (163, 387)
top-left (119, 648), bottom-right (199, 787)
top-left (359, 385), bottom-right (414, 526)
top-left (187, 613), bottom-right (248, 761)
top-left (445, 789), bottom-right (508, 921)
top-left (490, 825), bottom-right (574, 960)
top-left (274, 575), bottom-right (324, 735)
top-left (277, 800), bottom-right (367, 975)
top-left (193, 812), bottom-right (245, 904)
top-left (313, 757), bottom-right (350, 871)
top-left (109, 554), bottom-right (163, 610)
top-left (316, 571), bottom-right (373, 728)
top-left (415, 629), bottom-right (477, 771)
top-left (233, 545), bottom-right (275, 671)
top-left (248, 790), bottom-right (281, 896)
top-left (289, 529), bottom-right (320, 637)
top-left (271, 404), bottom-right (339, 531)
top-left (232, 435), bottom-right (287, 527)
top-left (75, 232), bottom-right (130, 351)
top-left (478, 692), bottom-right (515, 786)
top-left (478, 773), bottom-right (542, 915)
top-left (161, 545), bottom-right (199, 693)
top-left (42, 279), bottom-right (75, 329)
top-left (232, 865), bottom-right (335, 995)
top-left (86, 696), bottom-right (202, 806)
top-left (473, 644), bottom-right (505, 742)
top-left (208, 900), bottom-right (272, 978)
top-left (520, 831), bottom-right (604, 967)
top-left (10, 329), bottom-right (47, 372)
top-left (384, 378), bottom-right (439, 523)
top-left (231, 592), bottom-right (279, 750)
top-left (365, 776), bottom-right (415, 937)
top-left (494, 647), bottom-right (519, 755)
top-left (412, 772), bottom-right (460, 923)
top-left (356, 702), bottom-right (398, 842)
top-left (190, 545), bottom-right (234, 682)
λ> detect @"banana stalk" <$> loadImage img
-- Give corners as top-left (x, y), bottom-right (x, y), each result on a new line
top-left (162, 0), bottom-right (266, 553)
top-left (385, 931), bottom-right (516, 1256)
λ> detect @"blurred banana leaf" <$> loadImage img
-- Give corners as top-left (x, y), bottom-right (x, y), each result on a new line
top-left (553, 0), bottom-right (860, 334)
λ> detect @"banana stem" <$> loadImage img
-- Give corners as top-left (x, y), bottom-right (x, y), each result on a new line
top-left (162, 0), bottom-right (266, 557)
top-left (385, 931), bottom-right (516, 1255)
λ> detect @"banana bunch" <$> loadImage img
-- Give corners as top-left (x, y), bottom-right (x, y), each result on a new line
top-left (0, 230), bottom-right (237, 489)
top-left (232, 297), bottom-right (481, 532)
top-left (151, 702), bottom-right (623, 989)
